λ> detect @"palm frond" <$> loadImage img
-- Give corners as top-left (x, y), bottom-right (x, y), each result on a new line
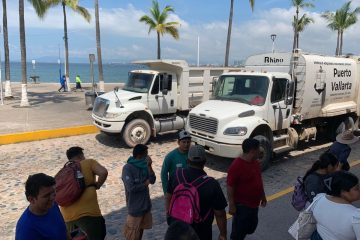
top-left (27, 0), bottom-right (48, 18)
top-left (75, 5), bottom-right (91, 22)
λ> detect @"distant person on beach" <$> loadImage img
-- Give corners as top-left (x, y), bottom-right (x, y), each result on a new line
top-left (161, 130), bottom-right (191, 194)
top-left (59, 146), bottom-right (108, 240)
top-left (15, 173), bottom-right (68, 240)
top-left (58, 75), bottom-right (66, 92)
top-left (122, 144), bottom-right (156, 240)
top-left (75, 75), bottom-right (83, 91)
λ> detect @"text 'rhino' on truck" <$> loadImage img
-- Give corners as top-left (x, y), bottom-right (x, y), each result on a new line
top-left (186, 51), bottom-right (360, 170)
top-left (92, 60), bottom-right (240, 147)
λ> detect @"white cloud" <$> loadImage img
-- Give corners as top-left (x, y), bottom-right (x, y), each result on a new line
top-left (3, 2), bottom-right (360, 64)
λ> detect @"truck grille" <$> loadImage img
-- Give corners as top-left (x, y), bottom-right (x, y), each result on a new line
top-left (189, 114), bottom-right (218, 134)
top-left (93, 97), bottom-right (109, 117)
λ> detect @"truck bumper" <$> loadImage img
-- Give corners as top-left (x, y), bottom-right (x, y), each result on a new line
top-left (93, 116), bottom-right (125, 133)
top-left (191, 134), bottom-right (243, 159)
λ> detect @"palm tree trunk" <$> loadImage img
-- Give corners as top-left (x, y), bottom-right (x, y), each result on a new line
top-left (19, 0), bottom-right (29, 106)
top-left (292, 29), bottom-right (297, 51)
top-left (157, 31), bottom-right (161, 59)
top-left (339, 30), bottom-right (344, 56)
top-left (95, 0), bottom-right (104, 92)
top-left (335, 30), bottom-right (340, 56)
top-left (296, 33), bottom-right (299, 49)
top-left (293, 7), bottom-right (299, 52)
top-left (62, 3), bottom-right (70, 80)
top-left (225, 0), bottom-right (234, 67)
top-left (2, 0), bottom-right (12, 97)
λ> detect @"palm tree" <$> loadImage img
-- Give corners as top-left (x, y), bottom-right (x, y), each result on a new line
top-left (291, 0), bottom-right (314, 51)
top-left (225, 0), bottom-right (254, 67)
top-left (2, 0), bottom-right (12, 98)
top-left (322, 1), bottom-right (360, 56)
top-left (95, 0), bottom-right (104, 92)
top-left (19, 0), bottom-right (29, 106)
top-left (139, 0), bottom-right (180, 59)
top-left (44, 0), bottom-right (91, 80)
top-left (292, 14), bottom-right (314, 49)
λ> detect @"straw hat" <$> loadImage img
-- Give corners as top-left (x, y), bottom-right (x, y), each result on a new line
top-left (336, 130), bottom-right (359, 145)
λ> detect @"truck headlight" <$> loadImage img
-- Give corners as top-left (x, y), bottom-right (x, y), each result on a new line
top-left (223, 127), bottom-right (247, 136)
top-left (104, 112), bottom-right (121, 118)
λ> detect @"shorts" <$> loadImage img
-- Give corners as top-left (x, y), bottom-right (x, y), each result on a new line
top-left (230, 205), bottom-right (259, 240)
top-left (123, 211), bottom-right (153, 240)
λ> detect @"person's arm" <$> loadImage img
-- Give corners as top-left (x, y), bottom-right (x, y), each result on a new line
top-left (147, 156), bottom-right (156, 184)
top-left (165, 193), bottom-right (172, 212)
top-left (91, 161), bottom-right (108, 189)
top-left (161, 155), bottom-right (170, 194)
top-left (227, 185), bottom-right (236, 215)
top-left (214, 209), bottom-right (227, 240)
top-left (122, 165), bottom-right (148, 193)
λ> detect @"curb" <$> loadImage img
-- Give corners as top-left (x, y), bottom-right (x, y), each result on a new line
top-left (0, 125), bottom-right (99, 145)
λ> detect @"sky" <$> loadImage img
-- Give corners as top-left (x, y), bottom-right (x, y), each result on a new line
top-left (1, 0), bottom-right (360, 65)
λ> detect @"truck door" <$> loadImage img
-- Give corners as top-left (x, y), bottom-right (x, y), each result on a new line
top-left (148, 73), bottom-right (176, 115)
top-left (268, 78), bottom-right (292, 130)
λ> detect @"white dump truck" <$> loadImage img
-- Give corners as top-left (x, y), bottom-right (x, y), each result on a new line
top-left (92, 60), bottom-right (239, 147)
top-left (186, 50), bottom-right (360, 169)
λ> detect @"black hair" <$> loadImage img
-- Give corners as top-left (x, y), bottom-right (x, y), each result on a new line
top-left (242, 138), bottom-right (260, 154)
top-left (25, 173), bottom-right (55, 198)
top-left (133, 144), bottom-right (148, 157)
top-left (325, 171), bottom-right (359, 197)
top-left (303, 152), bottom-right (339, 180)
top-left (164, 220), bottom-right (200, 240)
top-left (66, 146), bottom-right (84, 160)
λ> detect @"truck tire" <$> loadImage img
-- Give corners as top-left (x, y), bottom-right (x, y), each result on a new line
top-left (122, 119), bottom-right (151, 148)
top-left (253, 135), bottom-right (272, 171)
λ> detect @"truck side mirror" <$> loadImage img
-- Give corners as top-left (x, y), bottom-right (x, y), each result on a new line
top-left (212, 77), bottom-right (219, 94)
top-left (284, 80), bottom-right (294, 106)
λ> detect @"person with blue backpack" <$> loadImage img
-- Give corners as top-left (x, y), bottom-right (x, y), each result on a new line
top-left (166, 145), bottom-right (228, 240)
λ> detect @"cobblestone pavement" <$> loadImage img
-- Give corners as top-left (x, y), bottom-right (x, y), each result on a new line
top-left (1, 133), bottom-right (360, 239)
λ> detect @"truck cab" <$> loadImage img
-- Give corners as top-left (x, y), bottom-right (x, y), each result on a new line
top-left (187, 71), bottom-right (294, 169)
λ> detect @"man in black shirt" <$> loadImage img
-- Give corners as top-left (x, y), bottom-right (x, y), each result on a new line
top-left (166, 145), bottom-right (228, 240)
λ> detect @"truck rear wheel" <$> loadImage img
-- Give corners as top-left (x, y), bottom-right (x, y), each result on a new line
top-left (122, 119), bottom-right (151, 148)
top-left (253, 135), bottom-right (272, 171)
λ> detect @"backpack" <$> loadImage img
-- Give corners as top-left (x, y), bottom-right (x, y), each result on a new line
top-left (291, 176), bottom-right (308, 211)
top-left (55, 161), bottom-right (86, 207)
top-left (168, 168), bottom-right (212, 224)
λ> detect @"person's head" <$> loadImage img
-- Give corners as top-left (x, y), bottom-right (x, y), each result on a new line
top-left (325, 171), bottom-right (360, 203)
top-left (304, 152), bottom-right (339, 180)
top-left (25, 173), bottom-right (56, 214)
top-left (242, 138), bottom-right (260, 161)
top-left (164, 220), bottom-right (200, 240)
top-left (133, 144), bottom-right (148, 160)
top-left (187, 145), bottom-right (206, 169)
top-left (77, 75), bottom-right (80, 77)
top-left (66, 146), bottom-right (85, 161)
top-left (178, 130), bottom-right (191, 153)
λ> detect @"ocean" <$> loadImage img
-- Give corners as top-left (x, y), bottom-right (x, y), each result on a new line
top-left (0, 62), bottom-right (145, 83)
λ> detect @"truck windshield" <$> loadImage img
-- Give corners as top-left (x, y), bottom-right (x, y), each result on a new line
top-left (123, 73), bottom-right (154, 93)
top-left (214, 75), bottom-right (269, 106)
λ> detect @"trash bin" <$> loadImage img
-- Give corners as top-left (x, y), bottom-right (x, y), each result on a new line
top-left (85, 91), bottom-right (105, 109)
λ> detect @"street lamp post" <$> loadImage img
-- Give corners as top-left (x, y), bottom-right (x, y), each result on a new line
top-left (0, 25), bottom-right (3, 105)
top-left (89, 54), bottom-right (96, 92)
top-left (271, 34), bottom-right (277, 53)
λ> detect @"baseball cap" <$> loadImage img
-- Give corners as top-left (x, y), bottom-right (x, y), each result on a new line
top-left (178, 130), bottom-right (191, 140)
top-left (188, 145), bottom-right (206, 162)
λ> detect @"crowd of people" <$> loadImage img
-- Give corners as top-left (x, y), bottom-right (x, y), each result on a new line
top-left (14, 129), bottom-right (360, 240)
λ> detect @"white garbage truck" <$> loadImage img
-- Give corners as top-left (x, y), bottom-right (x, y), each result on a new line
top-left (186, 50), bottom-right (360, 169)
top-left (92, 60), bottom-right (239, 147)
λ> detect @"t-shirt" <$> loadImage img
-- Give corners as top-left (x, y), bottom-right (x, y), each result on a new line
top-left (313, 194), bottom-right (360, 240)
top-left (227, 157), bottom-right (264, 208)
top-left (161, 148), bottom-right (188, 193)
top-left (16, 204), bottom-right (67, 240)
top-left (60, 159), bottom-right (102, 222)
top-left (167, 167), bottom-right (227, 240)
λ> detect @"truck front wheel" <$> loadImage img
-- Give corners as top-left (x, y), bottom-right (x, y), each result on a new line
top-left (253, 135), bottom-right (272, 171)
top-left (122, 119), bottom-right (151, 148)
